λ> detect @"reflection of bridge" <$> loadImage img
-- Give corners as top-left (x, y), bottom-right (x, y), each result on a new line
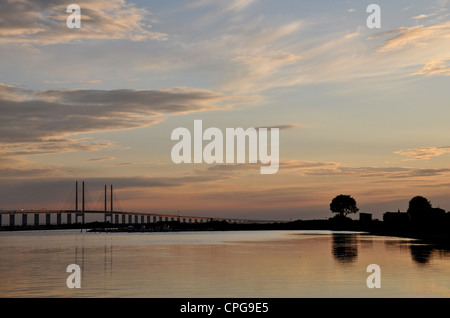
top-left (0, 181), bottom-right (278, 227)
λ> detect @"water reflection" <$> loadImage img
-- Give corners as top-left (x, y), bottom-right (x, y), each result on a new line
top-left (332, 233), bottom-right (358, 264)
top-left (410, 244), bottom-right (433, 264)
top-left (382, 238), bottom-right (450, 265)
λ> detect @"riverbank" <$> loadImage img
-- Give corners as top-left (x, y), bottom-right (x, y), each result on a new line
top-left (3, 218), bottom-right (450, 248)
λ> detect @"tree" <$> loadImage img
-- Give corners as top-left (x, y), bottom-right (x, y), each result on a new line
top-left (330, 194), bottom-right (359, 218)
top-left (407, 196), bottom-right (431, 214)
top-left (407, 196), bottom-right (432, 223)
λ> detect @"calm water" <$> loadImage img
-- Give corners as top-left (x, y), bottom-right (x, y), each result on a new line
top-left (0, 229), bottom-right (449, 297)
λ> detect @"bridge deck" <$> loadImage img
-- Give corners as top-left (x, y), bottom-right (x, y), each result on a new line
top-left (0, 210), bottom-right (280, 224)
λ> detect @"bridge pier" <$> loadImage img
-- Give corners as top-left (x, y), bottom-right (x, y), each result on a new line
top-left (115, 214), bottom-right (119, 224)
top-left (67, 213), bottom-right (71, 225)
top-left (141, 215), bottom-right (144, 224)
top-left (0, 214), bottom-right (2, 227)
top-left (128, 215), bottom-right (132, 223)
top-left (57, 213), bottom-right (62, 226)
top-left (46, 213), bottom-right (51, 226)
top-left (22, 214), bottom-right (27, 226)
top-left (10, 214), bottom-right (15, 227)
top-left (34, 214), bottom-right (39, 226)
top-left (122, 214), bottom-right (126, 224)
top-left (135, 215), bottom-right (138, 224)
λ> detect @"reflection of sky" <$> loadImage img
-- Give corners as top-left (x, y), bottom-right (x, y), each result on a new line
top-left (2, 1), bottom-right (450, 220)
top-left (1, 230), bottom-right (450, 297)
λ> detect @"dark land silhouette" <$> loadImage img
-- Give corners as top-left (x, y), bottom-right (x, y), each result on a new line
top-left (3, 194), bottom-right (450, 249)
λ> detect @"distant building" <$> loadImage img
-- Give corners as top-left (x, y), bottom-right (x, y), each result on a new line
top-left (383, 210), bottom-right (410, 224)
top-left (359, 213), bottom-right (372, 224)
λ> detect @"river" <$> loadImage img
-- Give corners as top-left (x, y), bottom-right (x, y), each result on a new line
top-left (0, 229), bottom-right (449, 297)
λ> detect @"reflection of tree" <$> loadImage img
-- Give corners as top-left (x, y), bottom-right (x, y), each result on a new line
top-left (410, 244), bottom-right (433, 264)
top-left (332, 233), bottom-right (358, 264)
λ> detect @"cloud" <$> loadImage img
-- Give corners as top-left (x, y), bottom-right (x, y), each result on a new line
top-left (374, 22), bottom-right (450, 52)
top-left (303, 166), bottom-right (450, 179)
top-left (87, 157), bottom-right (116, 162)
top-left (410, 59), bottom-right (450, 76)
top-left (412, 14), bottom-right (436, 20)
top-left (0, 167), bottom-right (64, 179)
top-left (0, 83), bottom-right (246, 158)
top-left (193, 160), bottom-right (337, 176)
top-left (188, 0), bottom-right (257, 12)
top-left (0, 0), bottom-right (167, 45)
top-left (394, 146), bottom-right (450, 160)
top-left (224, 48), bottom-right (303, 93)
top-left (280, 160), bottom-right (338, 169)
top-left (254, 124), bottom-right (300, 130)
top-left (77, 80), bottom-right (102, 84)
top-left (1, 138), bottom-right (115, 158)
top-left (45, 79), bottom-right (102, 84)
top-left (199, 185), bottom-right (310, 205)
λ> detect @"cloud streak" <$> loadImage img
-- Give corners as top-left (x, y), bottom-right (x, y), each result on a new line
top-left (303, 166), bottom-right (450, 179)
top-left (0, 83), bottom-right (246, 158)
top-left (374, 22), bottom-right (450, 53)
top-left (0, 0), bottom-right (167, 45)
top-left (395, 146), bottom-right (450, 160)
top-left (410, 59), bottom-right (450, 76)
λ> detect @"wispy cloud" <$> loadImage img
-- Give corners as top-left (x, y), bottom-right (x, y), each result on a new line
top-left (303, 166), bottom-right (450, 179)
top-left (44, 80), bottom-right (102, 85)
top-left (395, 146), bottom-right (450, 160)
top-left (188, 0), bottom-right (257, 12)
top-left (412, 13), bottom-right (436, 20)
top-left (0, 0), bottom-right (167, 45)
top-left (119, 162), bottom-right (136, 166)
top-left (374, 22), bottom-right (450, 53)
top-left (87, 157), bottom-right (116, 162)
top-left (0, 83), bottom-right (247, 158)
top-left (193, 160), bottom-right (337, 176)
top-left (254, 124), bottom-right (300, 130)
top-left (410, 59), bottom-right (450, 76)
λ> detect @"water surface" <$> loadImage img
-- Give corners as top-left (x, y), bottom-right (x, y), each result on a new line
top-left (0, 230), bottom-right (449, 297)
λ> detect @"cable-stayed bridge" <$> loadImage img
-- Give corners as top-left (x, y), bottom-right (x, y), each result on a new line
top-left (0, 181), bottom-right (280, 228)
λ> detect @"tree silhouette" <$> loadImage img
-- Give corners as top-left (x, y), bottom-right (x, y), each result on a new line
top-left (407, 196), bottom-right (432, 214)
top-left (330, 194), bottom-right (359, 218)
top-left (407, 196), bottom-right (432, 223)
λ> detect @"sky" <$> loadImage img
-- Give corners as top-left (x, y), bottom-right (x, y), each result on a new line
top-left (1, 0), bottom-right (450, 221)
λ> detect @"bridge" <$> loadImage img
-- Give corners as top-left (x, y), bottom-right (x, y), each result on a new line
top-left (0, 181), bottom-right (279, 228)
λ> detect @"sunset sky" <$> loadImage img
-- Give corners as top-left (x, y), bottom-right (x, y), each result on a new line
top-left (2, 0), bottom-right (450, 220)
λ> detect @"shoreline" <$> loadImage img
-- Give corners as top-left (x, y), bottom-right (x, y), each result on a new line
top-left (2, 219), bottom-right (450, 248)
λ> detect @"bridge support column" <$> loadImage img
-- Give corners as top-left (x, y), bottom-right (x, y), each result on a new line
top-left (0, 214), bottom-right (2, 227)
top-left (128, 215), bottom-right (132, 223)
top-left (147, 215), bottom-right (150, 223)
top-left (67, 213), bottom-right (71, 225)
top-left (135, 215), bottom-right (139, 224)
top-left (34, 214), bottom-right (39, 226)
top-left (22, 214), bottom-right (27, 226)
top-left (141, 215), bottom-right (144, 224)
top-left (46, 213), bottom-right (51, 226)
top-left (10, 214), bottom-right (15, 227)
top-left (57, 213), bottom-right (62, 225)
top-left (122, 214), bottom-right (126, 224)
top-left (115, 214), bottom-right (119, 224)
